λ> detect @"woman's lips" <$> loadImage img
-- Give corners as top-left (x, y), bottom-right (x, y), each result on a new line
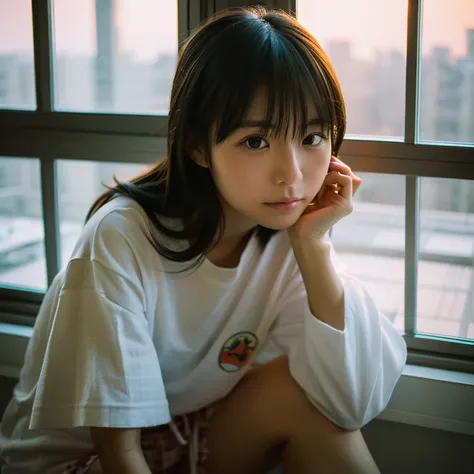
top-left (264, 199), bottom-right (303, 211)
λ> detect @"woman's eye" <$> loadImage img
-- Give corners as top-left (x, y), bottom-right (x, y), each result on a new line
top-left (244, 136), bottom-right (268, 150)
top-left (303, 134), bottom-right (324, 146)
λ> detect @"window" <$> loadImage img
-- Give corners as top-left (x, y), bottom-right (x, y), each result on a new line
top-left (0, 158), bottom-right (46, 291)
top-left (0, 0), bottom-right (181, 295)
top-left (0, 0), bottom-right (36, 109)
top-left (0, 0), bottom-right (473, 372)
top-left (52, 0), bottom-right (178, 115)
top-left (417, 178), bottom-right (474, 341)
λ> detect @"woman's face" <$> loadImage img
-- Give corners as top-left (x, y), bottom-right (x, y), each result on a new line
top-left (203, 92), bottom-right (333, 235)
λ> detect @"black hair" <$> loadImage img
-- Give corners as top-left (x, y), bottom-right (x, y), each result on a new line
top-left (86, 7), bottom-right (346, 271)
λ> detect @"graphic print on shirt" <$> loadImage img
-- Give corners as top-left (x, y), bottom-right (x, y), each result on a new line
top-left (218, 331), bottom-right (259, 372)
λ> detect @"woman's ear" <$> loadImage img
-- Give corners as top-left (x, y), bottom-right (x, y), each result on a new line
top-left (185, 138), bottom-right (208, 169)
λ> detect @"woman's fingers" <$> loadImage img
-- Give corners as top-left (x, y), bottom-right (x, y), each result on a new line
top-left (322, 170), bottom-right (353, 200)
top-left (329, 157), bottom-right (363, 195)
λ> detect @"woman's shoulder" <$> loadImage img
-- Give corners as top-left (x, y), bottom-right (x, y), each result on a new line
top-left (87, 196), bottom-right (184, 242)
top-left (86, 195), bottom-right (149, 230)
top-left (68, 196), bottom-right (160, 270)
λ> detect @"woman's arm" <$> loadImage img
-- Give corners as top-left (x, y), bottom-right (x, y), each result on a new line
top-left (289, 235), bottom-right (345, 330)
top-left (90, 427), bottom-right (152, 474)
top-left (265, 236), bottom-right (407, 430)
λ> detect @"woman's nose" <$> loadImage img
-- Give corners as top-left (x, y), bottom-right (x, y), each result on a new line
top-left (274, 147), bottom-right (303, 186)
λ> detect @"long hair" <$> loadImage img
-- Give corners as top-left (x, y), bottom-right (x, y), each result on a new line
top-left (86, 7), bottom-right (346, 271)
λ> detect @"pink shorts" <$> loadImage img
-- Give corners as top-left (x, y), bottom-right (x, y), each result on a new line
top-left (64, 405), bottom-right (216, 474)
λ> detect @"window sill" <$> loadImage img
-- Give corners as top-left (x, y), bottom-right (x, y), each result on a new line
top-left (1, 322), bottom-right (473, 435)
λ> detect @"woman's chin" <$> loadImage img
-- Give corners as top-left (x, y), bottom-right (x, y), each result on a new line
top-left (257, 214), bottom-right (301, 231)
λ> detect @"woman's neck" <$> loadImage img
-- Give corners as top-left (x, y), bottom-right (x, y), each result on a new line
top-left (204, 195), bottom-right (257, 268)
top-left (205, 227), bottom-right (255, 269)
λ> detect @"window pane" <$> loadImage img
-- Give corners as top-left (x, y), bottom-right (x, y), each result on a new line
top-left (52, 0), bottom-right (178, 115)
top-left (58, 160), bottom-right (150, 268)
top-left (297, 0), bottom-right (408, 140)
top-left (0, 0), bottom-right (36, 109)
top-left (419, 0), bottom-right (474, 144)
top-left (417, 178), bottom-right (474, 341)
top-left (331, 173), bottom-right (406, 332)
top-left (0, 158), bottom-right (46, 291)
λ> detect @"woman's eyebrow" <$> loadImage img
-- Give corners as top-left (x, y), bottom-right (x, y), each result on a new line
top-left (306, 118), bottom-right (326, 127)
top-left (238, 120), bottom-right (274, 129)
top-left (238, 118), bottom-right (325, 129)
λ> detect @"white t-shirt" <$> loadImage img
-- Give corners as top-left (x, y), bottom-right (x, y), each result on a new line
top-left (0, 197), bottom-right (407, 473)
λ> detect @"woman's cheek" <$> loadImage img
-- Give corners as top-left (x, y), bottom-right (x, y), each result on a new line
top-left (227, 155), bottom-right (261, 185)
top-left (213, 153), bottom-right (258, 195)
top-left (304, 154), bottom-right (328, 179)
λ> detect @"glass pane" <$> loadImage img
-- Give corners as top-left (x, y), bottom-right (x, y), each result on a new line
top-left (0, 158), bottom-right (46, 291)
top-left (417, 178), bottom-right (474, 341)
top-left (0, 0), bottom-right (36, 109)
top-left (331, 173), bottom-right (406, 333)
top-left (297, 0), bottom-right (408, 140)
top-left (58, 160), bottom-right (150, 268)
top-left (52, 0), bottom-right (178, 114)
top-left (419, 0), bottom-right (474, 144)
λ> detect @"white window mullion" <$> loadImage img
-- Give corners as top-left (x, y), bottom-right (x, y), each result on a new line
top-left (403, 0), bottom-right (422, 337)
top-left (178, 0), bottom-right (190, 42)
top-left (404, 176), bottom-right (420, 337)
top-left (40, 159), bottom-right (60, 286)
top-left (31, 0), bottom-right (54, 113)
top-left (32, 0), bottom-right (59, 287)
top-left (404, 0), bottom-right (422, 144)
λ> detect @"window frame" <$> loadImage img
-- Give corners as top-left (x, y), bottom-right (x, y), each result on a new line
top-left (0, 0), bottom-right (473, 373)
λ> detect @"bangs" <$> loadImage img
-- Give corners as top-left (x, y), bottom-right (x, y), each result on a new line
top-left (190, 12), bottom-right (345, 148)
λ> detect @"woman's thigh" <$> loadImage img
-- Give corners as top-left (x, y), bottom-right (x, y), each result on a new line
top-left (72, 355), bottom-right (373, 474)
top-left (203, 355), bottom-right (378, 474)
top-left (203, 355), bottom-right (319, 474)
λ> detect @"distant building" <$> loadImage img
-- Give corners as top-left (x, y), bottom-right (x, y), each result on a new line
top-left (421, 29), bottom-right (474, 144)
top-left (0, 55), bottom-right (35, 109)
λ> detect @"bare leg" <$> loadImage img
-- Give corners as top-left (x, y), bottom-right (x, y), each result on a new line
top-left (282, 404), bottom-right (379, 473)
top-left (203, 356), bottom-right (380, 474)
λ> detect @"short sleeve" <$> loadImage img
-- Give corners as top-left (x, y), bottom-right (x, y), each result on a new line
top-left (30, 206), bottom-right (171, 430)
top-left (264, 236), bottom-right (406, 429)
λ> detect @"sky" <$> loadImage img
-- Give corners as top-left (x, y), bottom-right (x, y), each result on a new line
top-left (0, 0), bottom-right (473, 60)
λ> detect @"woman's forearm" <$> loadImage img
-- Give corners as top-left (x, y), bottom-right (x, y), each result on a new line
top-left (90, 427), bottom-right (152, 474)
top-left (290, 235), bottom-right (346, 331)
top-left (98, 448), bottom-right (152, 474)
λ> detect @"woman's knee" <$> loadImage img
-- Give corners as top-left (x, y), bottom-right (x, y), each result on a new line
top-left (239, 358), bottom-right (378, 472)
top-left (204, 356), bottom-right (362, 473)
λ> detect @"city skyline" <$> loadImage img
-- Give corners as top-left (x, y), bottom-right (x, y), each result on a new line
top-left (1, 0), bottom-right (473, 60)
top-left (1, 22), bottom-right (473, 140)
top-left (0, 0), bottom-right (473, 143)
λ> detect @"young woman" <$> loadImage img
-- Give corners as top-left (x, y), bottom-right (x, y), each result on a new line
top-left (0, 7), bottom-right (407, 474)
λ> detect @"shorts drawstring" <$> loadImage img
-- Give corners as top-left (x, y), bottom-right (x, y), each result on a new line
top-left (168, 414), bottom-right (203, 474)
top-left (169, 419), bottom-right (188, 446)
